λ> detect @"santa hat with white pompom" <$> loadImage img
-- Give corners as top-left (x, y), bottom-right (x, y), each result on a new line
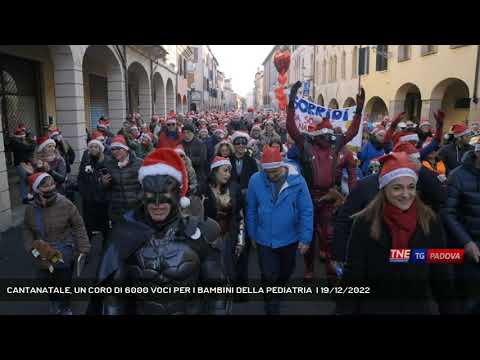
top-left (138, 147), bottom-right (190, 208)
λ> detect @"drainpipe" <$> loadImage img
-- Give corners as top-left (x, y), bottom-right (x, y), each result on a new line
top-left (150, 58), bottom-right (154, 116)
top-left (124, 45), bottom-right (130, 115)
top-left (472, 45), bottom-right (480, 105)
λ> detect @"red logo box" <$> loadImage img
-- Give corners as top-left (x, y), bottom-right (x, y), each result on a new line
top-left (427, 249), bottom-right (464, 264)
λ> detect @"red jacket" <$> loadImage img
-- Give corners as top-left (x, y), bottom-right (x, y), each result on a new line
top-left (286, 108), bottom-right (361, 191)
top-left (156, 130), bottom-right (184, 149)
top-left (336, 147), bottom-right (357, 191)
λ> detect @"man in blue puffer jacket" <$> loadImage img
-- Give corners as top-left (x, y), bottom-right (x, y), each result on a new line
top-left (246, 145), bottom-right (313, 315)
top-left (357, 125), bottom-right (387, 177)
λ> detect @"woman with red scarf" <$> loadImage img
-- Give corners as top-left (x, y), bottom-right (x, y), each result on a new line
top-left (337, 152), bottom-right (457, 314)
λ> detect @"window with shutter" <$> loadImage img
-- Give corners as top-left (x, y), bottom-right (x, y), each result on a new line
top-left (421, 45), bottom-right (438, 56)
top-left (352, 47), bottom-right (358, 79)
top-left (376, 45), bottom-right (388, 71)
top-left (359, 47), bottom-right (369, 75)
top-left (398, 45), bottom-right (411, 62)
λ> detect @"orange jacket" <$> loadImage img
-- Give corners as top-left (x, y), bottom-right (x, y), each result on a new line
top-left (422, 160), bottom-right (446, 175)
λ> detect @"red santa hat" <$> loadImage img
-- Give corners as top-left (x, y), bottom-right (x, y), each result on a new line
top-left (213, 126), bottom-right (226, 137)
top-left (14, 127), bottom-right (26, 137)
top-left (198, 126), bottom-right (209, 135)
top-left (419, 118), bottom-right (431, 129)
top-left (48, 127), bottom-right (61, 138)
top-left (261, 145), bottom-right (284, 170)
top-left (393, 141), bottom-right (420, 159)
top-left (452, 123), bottom-right (471, 138)
top-left (378, 152), bottom-right (419, 189)
top-left (309, 118), bottom-right (334, 136)
top-left (397, 131), bottom-right (419, 145)
top-left (110, 135), bottom-right (129, 151)
top-left (139, 132), bottom-right (152, 144)
top-left (88, 131), bottom-right (105, 152)
top-left (231, 131), bottom-right (250, 143)
top-left (251, 124), bottom-right (262, 133)
top-left (138, 148), bottom-right (190, 208)
top-left (36, 136), bottom-right (56, 153)
top-left (28, 172), bottom-right (53, 194)
top-left (210, 156), bottom-right (232, 171)
top-left (97, 117), bottom-right (111, 129)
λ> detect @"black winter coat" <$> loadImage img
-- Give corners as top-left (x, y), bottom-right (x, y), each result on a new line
top-left (441, 150), bottom-right (480, 247)
top-left (78, 150), bottom-right (109, 203)
top-left (438, 142), bottom-right (474, 175)
top-left (9, 137), bottom-right (36, 166)
top-left (337, 214), bottom-right (457, 314)
top-left (333, 167), bottom-right (446, 262)
top-left (229, 154), bottom-right (259, 192)
top-left (104, 152), bottom-right (142, 223)
top-left (199, 181), bottom-right (243, 280)
top-left (183, 137), bottom-right (207, 182)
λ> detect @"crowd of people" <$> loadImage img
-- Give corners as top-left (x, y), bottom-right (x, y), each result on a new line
top-left (8, 79), bottom-right (480, 315)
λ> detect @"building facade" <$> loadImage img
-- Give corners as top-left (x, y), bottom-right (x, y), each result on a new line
top-left (262, 45), bottom-right (280, 109)
top-left (313, 45), bottom-right (480, 131)
top-left (0, 44), bottom-right (181, 230)
top-left (254, 69), bottom-right (264, 109)
top-left (289, 45), bottom-right (314, 101)
top-left (313, 45), bottom-right (360, 109)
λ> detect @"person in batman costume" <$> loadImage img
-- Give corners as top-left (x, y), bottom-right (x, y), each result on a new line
top-left (88, 147), bottom-right (227, 315)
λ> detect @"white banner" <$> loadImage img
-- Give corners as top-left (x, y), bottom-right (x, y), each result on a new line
top-left (293, 96), bottom-right (364, 147)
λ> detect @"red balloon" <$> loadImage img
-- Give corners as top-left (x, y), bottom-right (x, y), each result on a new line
top-left (278, 73), bottom-right (288, 85)
top-left (274, 50), bottom-right (291, 76)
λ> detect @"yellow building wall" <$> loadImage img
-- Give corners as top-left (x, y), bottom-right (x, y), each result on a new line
top-left (361, 45), bottom-right (477, 107)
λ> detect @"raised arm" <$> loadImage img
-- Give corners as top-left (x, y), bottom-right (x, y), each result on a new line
top-left (384, 112), bottom-right (406, 144)
top-left (341, 88), bottom-right (365, 147)
top-left (286, 81), bottom-right (305, 149)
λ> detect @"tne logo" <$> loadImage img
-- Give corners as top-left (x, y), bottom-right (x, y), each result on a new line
top-left (389, 249), bottom-right (411, 263)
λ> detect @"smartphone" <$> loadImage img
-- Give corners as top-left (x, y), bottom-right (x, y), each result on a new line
top-left (99, 168), bottom-right (109, 176)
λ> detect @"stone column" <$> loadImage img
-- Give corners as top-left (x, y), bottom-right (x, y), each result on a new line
top-left (389, 99), bottom-right (404, 117)
top-left (420, 99), bottom-right (442, 124)
top-left (107, 64), bottom-right (127, 134)
top-left (138, 81), bottom-right (152, 121)
top-left (51, 47), bottom-right (86, 176)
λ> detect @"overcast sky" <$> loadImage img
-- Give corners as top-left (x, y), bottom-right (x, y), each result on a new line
top-left (209, 45), bottom-right (274, 98)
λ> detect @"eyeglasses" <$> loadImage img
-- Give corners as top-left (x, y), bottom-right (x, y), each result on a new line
top-left (234, 139), bottom-right (248, 146)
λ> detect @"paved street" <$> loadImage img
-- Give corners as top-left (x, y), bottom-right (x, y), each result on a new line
top-left (0, 224), bottom-right (335, 315)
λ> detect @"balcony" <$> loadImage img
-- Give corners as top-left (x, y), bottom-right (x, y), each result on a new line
top-left (132, 45), bottom-right (168, 62)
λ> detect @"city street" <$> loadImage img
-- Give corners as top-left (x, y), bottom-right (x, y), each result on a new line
top-left (0, 224), bottom-right (335, 315)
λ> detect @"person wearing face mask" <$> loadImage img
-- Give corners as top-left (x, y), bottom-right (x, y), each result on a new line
top-left (34, 136), bottom-right (67, 195)
top-left (199, 156), bottom-right (245, 288)
top-left (78, 131), bottom-right (110, 247)
top-left (23, 172), bottom-right (90, 315)
top-left (90, 148), bottom-right (227, 315)
top-left (102, 135), bottom-right (142, 235)
top-left (206, 126), bottom-right (227, 163)
top-left (246, 146), bottom-right (313, 315)
top-left (286, 81), bottom-right (363, 284)
top-left (357, 125), bottom-right (387, 178)
top-left (337, 152), bottom-right (457, 314)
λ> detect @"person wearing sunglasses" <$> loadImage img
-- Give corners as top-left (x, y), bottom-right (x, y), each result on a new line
top-left (229, 131), bottom-right (259, 302)
top-left (155, 116), bottom-right (185, 149)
